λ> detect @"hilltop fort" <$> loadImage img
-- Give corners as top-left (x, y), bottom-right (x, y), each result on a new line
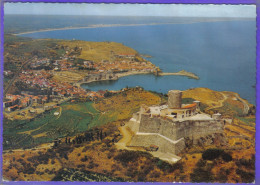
top-left (128, 90), bottom-right (225, 158)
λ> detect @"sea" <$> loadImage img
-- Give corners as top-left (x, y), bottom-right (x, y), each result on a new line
top-left (14, 16), bottom-right (256, 104)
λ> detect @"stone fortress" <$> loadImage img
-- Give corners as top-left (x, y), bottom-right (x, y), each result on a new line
top-left (128, 90), bottom-right (224, 156)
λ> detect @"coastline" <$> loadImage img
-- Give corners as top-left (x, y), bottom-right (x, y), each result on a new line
top-left (77, 70), bottom-right (199, 88)
top-left (76, 71), bottom-right (152, 87)
top-left (14, 18), bottom-right (250, 36)
top-left (158, 70), bottom-right (200, 80)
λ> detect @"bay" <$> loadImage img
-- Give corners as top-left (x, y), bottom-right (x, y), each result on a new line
top-left (21, 20), bottom-right (256, 104)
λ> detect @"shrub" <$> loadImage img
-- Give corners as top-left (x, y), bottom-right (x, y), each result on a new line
top-left (150, 170), bottom-right (160, 178)
top-left (114, 150), bottom-right (140, 164)
top-left (215, 171), bottom-right (228, 183)
top-left (77, 164), bottom-right (85, 168)
top-left (236, 158), bottom-right (255, 169)
top-left (236, 169), bottom-right (255, 183)
top-left (196, 159), bottom-right (206, 168)
top-left (221, 152), bottom-right (232, 162)
top-left (126, 167), bottom-right (138, 178)
top-left (202, 149), bottom-right (223, 160)
top-left (26, 167), bottom-right (35, 174)
top-left (87, 162), bottom-right (95, 169)
top-left (190, 168), bottom-right (213, 182)
top-left (156, 159), bottom-right (182, 173)
top-left (80, 156), bottom-right (88, 162)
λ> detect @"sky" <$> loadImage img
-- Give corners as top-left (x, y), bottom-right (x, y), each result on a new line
top-left (4, 3), bottom-right (256, 18)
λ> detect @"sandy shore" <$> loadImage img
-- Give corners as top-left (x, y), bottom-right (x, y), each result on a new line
top-left (14, 23), bottom-right (173, 35)
top-left (14, 18), bottom-right (247, 36)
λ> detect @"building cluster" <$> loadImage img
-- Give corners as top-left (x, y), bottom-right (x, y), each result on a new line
top-left (3, 94), bottom-right (31, 112)
top-left (4, 68), bottom-right (106, 113)
top-left (4, 46), bottom-right (158, 116)
top-left (93, 53), bottom-right (156, 73)
top-left (30, 58), bottom-right (51, 69)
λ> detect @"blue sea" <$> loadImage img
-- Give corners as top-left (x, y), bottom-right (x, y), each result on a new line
top-left (20, 19), bottom-right (256, 104)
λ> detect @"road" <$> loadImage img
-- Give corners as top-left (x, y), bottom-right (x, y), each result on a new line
top-left (4, 57), bottom-right (36, 96)
top-left (115, 123), bottom-right (133, 150)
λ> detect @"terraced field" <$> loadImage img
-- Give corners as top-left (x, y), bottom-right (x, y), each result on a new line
top-left (3, 102), bottom-right (116, 150)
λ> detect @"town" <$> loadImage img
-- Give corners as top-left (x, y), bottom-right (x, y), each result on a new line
top-left (3, 41), bottom-right (158, 120)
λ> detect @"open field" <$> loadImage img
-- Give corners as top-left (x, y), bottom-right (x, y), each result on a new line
top-left (3, 89), bottom-right (162, 150)
top-left (94, 88), bottom-right (162, 120)
top-left (58, 40), bottom-right (138, 63)
top-left (52, 71), bottom-right (87, 84)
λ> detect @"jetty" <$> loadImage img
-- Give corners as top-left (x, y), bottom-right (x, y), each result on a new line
top-left (158, 70), bottom-right (199, 80)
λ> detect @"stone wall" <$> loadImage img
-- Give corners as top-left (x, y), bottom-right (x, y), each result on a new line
top-left (130, 133), bottom-right (185, 155)
top-left (132, 113), bottom-right (224, 155)
top-left (139, 114), bottom-right (161, 133)
top-left (139, 114), bottom-right (224, 140)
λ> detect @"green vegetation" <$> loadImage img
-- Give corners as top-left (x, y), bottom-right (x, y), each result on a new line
top-left (3, 102), bottom-right (115, 150)
top-left (217, 102), bottom-right (244, 116)
top-left (181, 98), bottom-right (195, 104)
top-left (235, 116), bottom-right (255, 127)
top-left (4, 34), bottom-right (62, 59)
top-left (52, 168), bottom-right (125, 181)
top-left (202, 148), bottom-right (232, 162)
top-left (114, 150), bottom-right (153, 166)
top-left (202, 148), bottom-right (224, 160)
top-left (236, 169), bottom-right (254, 183)
top-left (190, 167), bottom-right (214, 182)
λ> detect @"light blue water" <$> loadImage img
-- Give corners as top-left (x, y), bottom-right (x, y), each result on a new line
top-left (21, 21), bottom-right (256, 104)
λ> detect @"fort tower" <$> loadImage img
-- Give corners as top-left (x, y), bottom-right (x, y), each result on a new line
top-left (168, 90), bottom-right (182, 108)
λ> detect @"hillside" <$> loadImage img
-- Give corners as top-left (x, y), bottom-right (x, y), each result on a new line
top-left (182, 87), bottom-right (254, 117)
top-left (2, 88), bottom-right (255, 182)
top-left (58, 40), bottom-right (139, 63)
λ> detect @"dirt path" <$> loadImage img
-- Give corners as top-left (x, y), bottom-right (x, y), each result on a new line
top-left (234, 93), bottom-right (249, 115)
top-left (115, 124), bottom-right (133, 150)
top-left (4, 57), bottom-right (36, 96)
top-left (204, 91), bottom-right (249, 115)
top-left (56, 106), bottom-right (62, 120)
top-left (204, 92), bottom-right (228, 112)
top-left (4, 143), bottom-right (53, 153)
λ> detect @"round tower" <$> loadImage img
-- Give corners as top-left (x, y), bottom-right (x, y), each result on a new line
top-left (168, 90), bottom-right (182, 109)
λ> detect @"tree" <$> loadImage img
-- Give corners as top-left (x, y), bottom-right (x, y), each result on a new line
top-left (202, 148), bottom-right (223, 160)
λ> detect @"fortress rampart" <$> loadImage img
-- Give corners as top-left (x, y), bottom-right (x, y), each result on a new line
top-left (129, 90), bottom-right (225, 156)
top-left (130, 114), bottom-right (224, 154)
top-left (138, 114), bottom-right (223, 141)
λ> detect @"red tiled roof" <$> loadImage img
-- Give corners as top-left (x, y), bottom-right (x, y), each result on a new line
top-left (183, 103), bottom-right (197, 109)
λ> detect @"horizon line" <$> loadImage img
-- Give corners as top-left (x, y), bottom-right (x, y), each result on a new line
top-left (4, 14), bottom-right (256, 18)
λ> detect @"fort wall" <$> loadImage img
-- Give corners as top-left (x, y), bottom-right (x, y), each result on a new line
top-left (130, 113), bottom-right (224, 154)
top-left (130, 133), bottom-right (185, 155)
top-left (129, 89), bottom-right (224, 156)
top-left (138, 114), bottom-right (224, 141)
